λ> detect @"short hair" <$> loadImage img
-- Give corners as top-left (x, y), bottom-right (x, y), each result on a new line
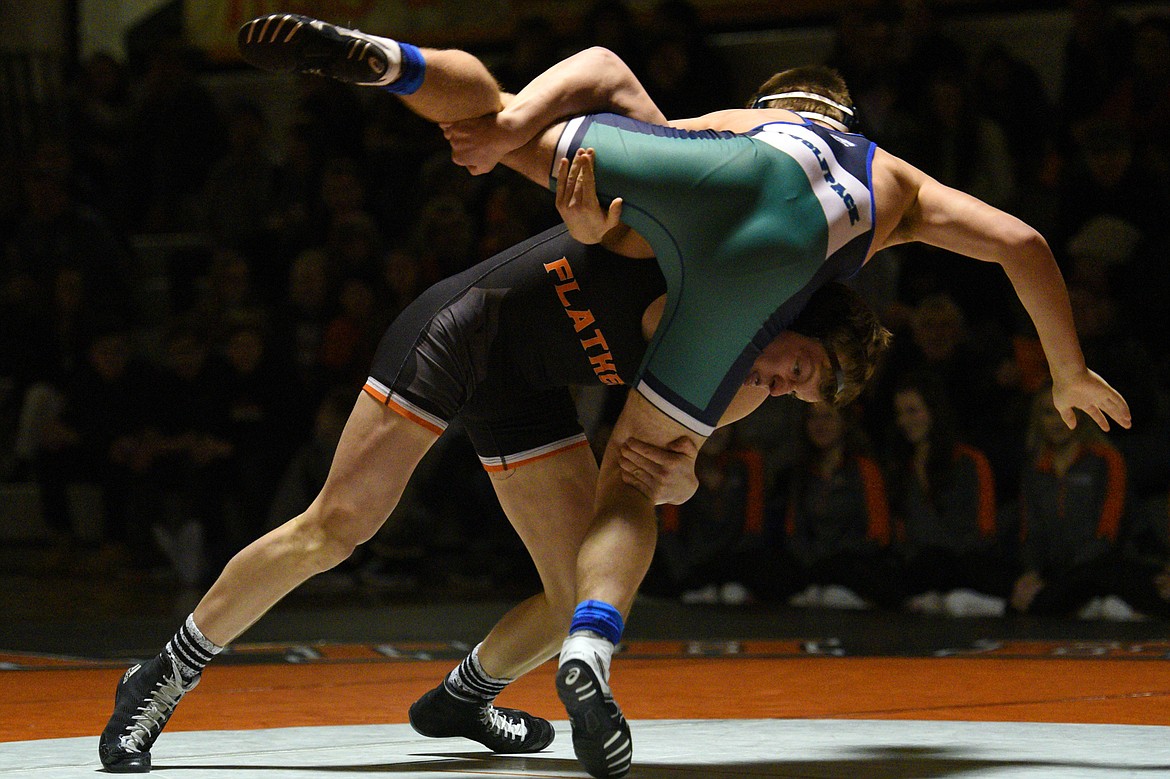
top-left (748, 66), bottom-right (855, 131)
top-left (788, 282), bottom-right (892, 406)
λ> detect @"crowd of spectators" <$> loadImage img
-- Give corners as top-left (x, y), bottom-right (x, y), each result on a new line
top-left (1, 1), bottom-right (1168, 618)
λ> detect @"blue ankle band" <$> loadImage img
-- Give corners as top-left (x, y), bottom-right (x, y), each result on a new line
top-left (570, 600), bottom-right (624, 645)
top-left (383, 42), bottom-right (425, 95)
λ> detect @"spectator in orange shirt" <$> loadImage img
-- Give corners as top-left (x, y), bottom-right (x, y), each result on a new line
top-left (772, 401), bottom-right (901, 609)
top-left (1011, 385), bottom-right (1145, 618)
top-left (886, 371), bottom-right (1014, 616)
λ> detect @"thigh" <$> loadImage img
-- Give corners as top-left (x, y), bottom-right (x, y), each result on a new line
top-left (490, 443), bottom-right (600, 604)
top-left (313, 391), bottom-right (439, 544)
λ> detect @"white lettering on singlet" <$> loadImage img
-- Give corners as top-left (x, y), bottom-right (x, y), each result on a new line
top-left (752, 123), bottom-right (873, 260)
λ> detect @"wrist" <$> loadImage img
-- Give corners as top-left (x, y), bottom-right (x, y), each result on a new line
top-left (495, 103), bottom-right (536, 150)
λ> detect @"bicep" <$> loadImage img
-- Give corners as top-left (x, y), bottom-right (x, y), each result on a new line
top-left (905, 176), bottom-right (1037, 263)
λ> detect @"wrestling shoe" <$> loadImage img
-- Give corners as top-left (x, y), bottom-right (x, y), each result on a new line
top-left (237, 14), bottom-right (398, 85)
top-left (556, 654), bottom-right (632, 778)
top-left (408, 683), bottom-right (554, 753)
top-left (98, 653), bottom-right (199, 773)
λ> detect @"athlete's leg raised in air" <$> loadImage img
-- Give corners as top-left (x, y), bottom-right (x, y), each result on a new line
top-left (237, 14), bottom-right (637, 185)
top-left (99, 393), bottom-right (438, 772)
top-left (237, 13), bottom-right (502, 122)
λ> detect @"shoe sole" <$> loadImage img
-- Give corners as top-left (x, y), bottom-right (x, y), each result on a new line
top-left (237, 14), bottom-right (390, 83)
top-left (98, 752), bottom-right (150, 774)
top-left (555, 660), bottom-right (632, 778)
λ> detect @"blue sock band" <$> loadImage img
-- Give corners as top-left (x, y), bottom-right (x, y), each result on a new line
top-left (382, 42), bottom-right (425, 95)
top-left (570, 600), bottom-right (624, 645)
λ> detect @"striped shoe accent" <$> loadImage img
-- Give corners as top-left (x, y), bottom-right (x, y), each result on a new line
top-left (557, 659), bottom-right (633, 778)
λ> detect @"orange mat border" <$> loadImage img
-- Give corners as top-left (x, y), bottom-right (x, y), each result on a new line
top-left (4, 655), bottom-right (1170, 743)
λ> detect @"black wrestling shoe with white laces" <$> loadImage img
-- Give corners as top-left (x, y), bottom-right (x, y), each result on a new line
top-left (98, 653), bottom-right (199, 773)
top-left (408, 683), bottom-right (554, 753)
top-left (237, 14), bottom-right (397, 85)
top-left (556, 659), bottom-right (632, 778)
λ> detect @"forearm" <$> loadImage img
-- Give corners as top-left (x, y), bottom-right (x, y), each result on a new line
top-left (1002, 235), bottom-right (1087, 381)
top-left (497, 47), bottom-right (667, 151)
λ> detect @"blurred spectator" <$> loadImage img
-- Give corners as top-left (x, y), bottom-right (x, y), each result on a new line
top-left (885, 372), bottom-right (1013, 617)
top-left (142, 321), bottom-right (234, 586)
top-left (577, 0), bottom-right (645, 75)
top-left (827, 5), bottom-right (902, 140)
top-left (640, 1), bottom-right (733, 119)
top-left (270, 248), bottom-right (334, 416)
top-left (491, 15), bottom-right (566, 94)
top-left (1096, 15), bottom-right (1170, 172)
top-left (1010, 386), bottom-right (1154, 619)
top-left (15, 327), bottom-right (156, 573)
top-left (320, 276), bottom-right (381, 389)
top-left (1060, 214), bottom-right (1169, 498)
top-left (199, 100), bottom-right (277, 261)
top-left (1057, 118), bottom-right (1169, 247)
top-left (362, 95), bottom-right (444, 245)
top-left (267, 385), bottom-right (353, 528)
top-left (264, 121), bottom-right (328, 259)
top-left (187, 246), bottom-right (271, 350)
top-left (64, 52), bottom-right (132, 224)
top-left (326, 210), bottom-right (385, 283)
top-left (217, 319), bottom-right (296, 566)
top-left (970, 43), bottom-right (1055, 195)
top-left (124, 38), bottom-right (226, 232)
top-left (2, 139), bottom-right (138, 399)
top-left (901, 63), bottom-right (1016, 211)
top-left (1120, 490), bottom-right (1170, 619)
top-left (1057, 0), bottom-right (1133, 130)
top-left (891, 0), bottom-right (967, 112)
top-left (869, 293), bottom-right (1024, 492)
top-left (378, 247), bottom-right (428, 322)
top-left (770, 402), bottom-right (901, 610)
top-left (294, 75), bottom-right (366, 160)
top-left (475, 175), bottom-right (559, 261)
top-left (409, 194), bottom-right (477, 282)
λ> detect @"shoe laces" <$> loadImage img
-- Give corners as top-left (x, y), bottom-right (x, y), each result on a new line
top-left (479, 704), bottom-right (528, 742)
top-left (120, 670), bottom-right (193, 752)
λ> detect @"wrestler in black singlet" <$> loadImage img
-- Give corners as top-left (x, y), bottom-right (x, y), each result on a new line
top-left (364, 225), bottom-right (666, 470)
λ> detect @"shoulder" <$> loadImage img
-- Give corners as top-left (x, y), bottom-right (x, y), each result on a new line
top-left (668, 108), bottom-right (798, 133)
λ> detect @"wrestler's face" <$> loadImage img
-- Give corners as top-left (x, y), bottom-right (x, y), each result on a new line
top-left (744, 331), bottom-right (827, 402)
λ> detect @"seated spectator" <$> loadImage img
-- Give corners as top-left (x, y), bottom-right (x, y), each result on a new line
top-left (1011, 386), bottom-right (1163, 620)
top-left (1120, 491), bottom-right (1170, 618)
top-left (886, 372), bottom-right (1014, 616)
top-left (139, 321), bottom-right (234, 586)
top-left (199, 100), bottom-right (276, 256)
top-left (15, 326), bottom-right (157, 573)
top-left (1057, 118), bottom-right (1167, 247)
top-left (217, 319), bottom-right (297, 566)
top-left (1096, 15), bottom-right (1170, 171)
top-left (771, 402), bottom-right (901, 610)
top-left (869, 293), bottom-right (1024, 494)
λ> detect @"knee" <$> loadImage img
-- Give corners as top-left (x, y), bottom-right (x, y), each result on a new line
top-left (291, 501), bottom-right (380, 573)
